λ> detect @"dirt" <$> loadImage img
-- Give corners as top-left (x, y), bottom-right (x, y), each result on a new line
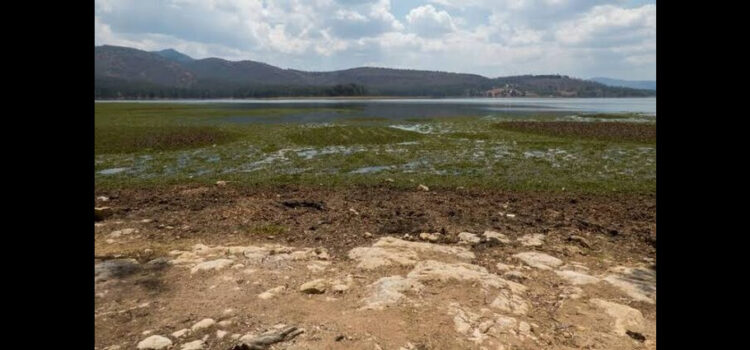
top-left (94, 185), bottom-right (656, 350)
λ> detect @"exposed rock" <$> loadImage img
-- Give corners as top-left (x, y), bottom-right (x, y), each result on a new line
top-left (591, 299), bottom-right (646, 336)
top-left (181, 340), bottom-right (204, 350)
top-left (136, 335), bottom-right (172, 350)
top-left (191, 318), bottom-right (216, 331)
top-left (235, 326), bottom-right (304, 349)
top-left (483, 230), bottom-right (511, 243)
top-left (216, 330), bottom-right (228, 339)
top-left (95, 207), bottom-right (113, 221)
top-left (332, 284), bottom-right (350, 293)
top-left (191, 259), bottom-right (234, 274)
top-left (555, 270), bottom-right (600, 285)
top-left (171, 329), bottom-right (190, 338)
top-left (348, 237), bottom-right (474, 269)
top-left (457, 231), bottom-right (480, 244)
top-left (361, 276), bottom-right (424, 310)
top-left (364, 231), bottom-right (373, 238)
top-left (490, 289), bottom-right (530, 315)
top-left (568, 235), bottom-right (591, 248)
top-left (258, 286), bottom-right (286, 299)
top-left (495, 262), bottom-right (512, 272)
top-left (109, 228), bottom-right (138, 238)
top-left (517, 234), bottom-right (545, 247)
top-left (418, 232), bottom-right (440, 242)
top-left (95, 259), bottom-right (140, 282)
top-left (559, 286), bottom-right (584, 299)
top-left (513, 252), bottom-right (563, 270)
top-left (216, 180), bottom-right (227, 186)
top-left (417, 184), bottom-right (429, 191)
top-left (603, 266), bottom-right (656, 303)
top-left (218, 320), bottom-right (233, 327)
top-left (502, 271), bottom-right (528, 283)
top-left (300, 279), bottom-right (327, 294)
top-left (407, 260), bottom-right (527, 294)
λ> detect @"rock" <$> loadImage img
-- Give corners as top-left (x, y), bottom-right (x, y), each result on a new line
top-left (348, 237), bottom-right (474, 270)
top-left (495, 262), bottom-right (512, 272)
top-left (95, 259), bottom-right (140, 282)
top-left (171, 329), bottom-right (190, 338)
top-left (513, 252), bottom-right (563, 270)
top-left (216, 330), bottom-right (228, 339)
top-left (591, 299), bottom-right (645, 336)
top-left (109, 228), bottom-right (138, 238)
top-left (517, 234), bottom-right (545, 247)
top-left (332, 284), bottom-right (350, 294)
top-left (407, 260), bottom-right (527, 294)
top-left (483, 230), bottom-right (510, 243)
top-left (568, 235), bottom-right (591, 248)
top-left (258, 286), bottom-right (286, 299)
top-left (417, 184), bottom-right (429, 191)
top-left (555, 270), bottom-right (600, 285)
top-left (190, 259), bottom-right (234, 274)
top-left (418, 232), bottom-right (440, 242)
top-left (300, 279), bottom-right (327, 294)
top-left (603, 266), bottom-right (656, 303)
top-left (364, 231), bottom-right (373, 238)
top-left (236, 326), bottom-right (304, 349)
top-left (97, 196), bottom-right (110, 202)
top-left (502, 271), bottom-right (528, 283)
top-left (361, 276), bottom-right (425, 310)
top-left (216, 180), bottom-right (227, 186)
top-left (505, 213), bottom-right (516, 218)
top-left (490, 289), bottom-right (530, 315)
top-left (349, 208), bottom-right (360, 215)
top-left (191, 318), bottom-right (216, 331)
top-left (385, 178), bottom-right (395, 183)
top-left (218, 320), bottom-right (233, 327)
top-left (136, 335), bottom-right (172, 350)
top-left (181, 340), bottom-right (204, 350)
top-left (94, 207), bottom-right (113, 221)
top-left (457, 232), bottom-right (480, 244)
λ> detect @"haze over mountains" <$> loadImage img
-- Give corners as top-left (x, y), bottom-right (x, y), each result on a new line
top-left (95, 45), bottom-right (656, 99)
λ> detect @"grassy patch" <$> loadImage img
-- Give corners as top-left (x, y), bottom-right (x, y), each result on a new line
top-left (286, 126), bottom-right (424, 146)
top-left (492, 121), bottom-right (655, 143)
top-left (95, 126), bottom-right (238, 154)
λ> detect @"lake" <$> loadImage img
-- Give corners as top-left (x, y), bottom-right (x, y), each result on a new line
top-left (96, 98), bottom-right (656, 124)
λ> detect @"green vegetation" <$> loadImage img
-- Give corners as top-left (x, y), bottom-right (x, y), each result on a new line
top-left (95, 104), bottom-right (655, 194)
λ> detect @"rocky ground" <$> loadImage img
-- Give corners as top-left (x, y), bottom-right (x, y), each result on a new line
top-left (94, 185), bottom-right (656, 350)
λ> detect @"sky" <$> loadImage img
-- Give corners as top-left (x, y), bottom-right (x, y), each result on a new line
top-left (94, 0), bottom-right (656, 80)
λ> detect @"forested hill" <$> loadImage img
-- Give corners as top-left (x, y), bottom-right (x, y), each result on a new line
top-left (95, 45), bottom-right (656, 99)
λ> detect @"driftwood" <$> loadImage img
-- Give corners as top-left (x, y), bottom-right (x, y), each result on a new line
top-left (230, 326), bottom-right (304, 350)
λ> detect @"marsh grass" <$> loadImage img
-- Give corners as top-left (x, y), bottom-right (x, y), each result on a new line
top-left (286, 126), bottom-right (424, 146)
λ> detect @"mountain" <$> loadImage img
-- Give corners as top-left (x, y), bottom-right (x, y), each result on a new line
top-left (152, 48), bottom-right (194, 63)
top-left (94, 45), bottom-right (656, 99)
top-left (589, 77), bottom-right (656, 91)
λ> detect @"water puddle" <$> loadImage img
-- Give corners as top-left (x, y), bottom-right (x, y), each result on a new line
top-left (98, 167), bottom-right (129, 175)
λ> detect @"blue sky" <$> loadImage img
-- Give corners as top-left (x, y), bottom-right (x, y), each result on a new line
top-left (95, 0), bottom-right (656, 80)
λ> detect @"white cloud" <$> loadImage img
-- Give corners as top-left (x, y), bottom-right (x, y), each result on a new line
top-left (406, 5), bottom-right (456, 37)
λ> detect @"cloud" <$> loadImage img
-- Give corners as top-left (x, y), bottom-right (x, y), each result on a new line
top-left (406, 5), bottom-right (456, 37)
top-left (94, 0), bottom-right (656, 79)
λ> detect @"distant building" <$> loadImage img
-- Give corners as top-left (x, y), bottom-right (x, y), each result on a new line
top-left (485, 85), bottom-right (524, 97)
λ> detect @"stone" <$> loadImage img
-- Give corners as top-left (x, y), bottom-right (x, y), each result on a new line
top-left (97, 196), bottom-right (110, 202)
top-left (95, 207), bottom-right (113, 221)
top-left (181, 340), bottom-right (204, 350)
top-left (332, 284), bottom-right (350, 293)
top-left (603, 266), bottom-right (656, 303)
top-left (109, 228), bottom-right (138, 238)
top-left (568, 235), bottom-right (591, 248)
top-left (216, 180), bottom-right (227, 186)
top-left (216, 330), bottom-right (228, 339)
top-left (171, 329), bottom-right (190, 338)
top-left (218, 320), bottom-right (233, 327)
top-left (407, 260), bottom-right (526, 294)
top-left (418, 184), bottom-right (429, 191)
top-left (458, 232), bottom-right (480, 244)
top-left (300, 279), bottom-right (327, 294)
top-left (555, 270), bottom-right (600, 285)
top-left (513, 252), bottom-right (563, 270)
top-left (483, 230), bottom-right (511, 243)
top-left (191, 318), bottom-right (216, 331)
top-left (361, 276), bottom-right (425, 310)
top-left (490, 289), bottom-right (530, 315)
top-left (136, 335), bottom-right (172, 350)
top-left (364, 231), bottom-right (373, 238)
top-left (495, 262), bottom-right (512, 272)
top-left (95, 259), bottom-right (139, 282)
top-left (517, 234), bottom-right (545, 247)
top-left (502, 271), bottom-right (528, 283)
top-left (348, 237), bottom-right (474, 269)
top-left (190, 259), bottom-right (234, 274)
top-left (419, 232), bottom-right (440, 242)
top-left (591, 299), bottom-right (646, 336)
top-left (258, 286), bottom-right (286, 299)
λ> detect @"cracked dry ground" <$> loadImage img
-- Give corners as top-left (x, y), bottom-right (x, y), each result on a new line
top-left (94, 186), bottom-right (656, 350)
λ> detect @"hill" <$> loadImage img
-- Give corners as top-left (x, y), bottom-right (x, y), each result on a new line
top-left (95, 45), bottom-right (656, 99)
top-left (589, 77), bottom-right (656, 91)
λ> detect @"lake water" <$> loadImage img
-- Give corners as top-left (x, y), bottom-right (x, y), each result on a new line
top-left (96, 97), bottom-right (656, 123)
